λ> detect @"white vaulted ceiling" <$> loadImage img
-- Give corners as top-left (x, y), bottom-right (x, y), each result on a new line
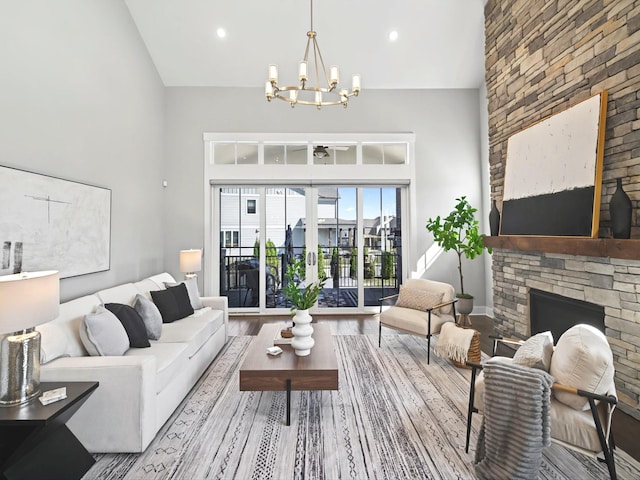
top-left (124, 0), bottom-right (486, 89)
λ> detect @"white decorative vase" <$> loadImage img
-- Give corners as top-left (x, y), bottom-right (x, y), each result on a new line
top-left (291, 309), bottom-right (315, 356)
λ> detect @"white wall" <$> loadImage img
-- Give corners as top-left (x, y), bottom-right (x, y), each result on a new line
top-left (0, 2), bottom-right (488, 306)
top-left (163, 87), bottom-right (489, 307)
top-left (0, 0), bottom-right (165, 301)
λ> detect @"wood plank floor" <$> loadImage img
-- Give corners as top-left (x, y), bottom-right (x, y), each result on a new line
top-left (229, 313), bottom-right (640, 463)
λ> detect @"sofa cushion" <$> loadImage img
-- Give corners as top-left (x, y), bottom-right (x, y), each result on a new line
top-left (512, 331), bottom-right (554, 371)
top-left (158, 308), bottom-right (223, 358)
top-left (404, 278), bottom-right (456, 315)
top-left (79, 305), bottom-right (130, 356)
top-left (379, 305), bottom-right (452, 336)
top-left (550, 324), bottom-right (614, 411)
top-left (551, 397), bottom-right (611, 453)
top-left (151, 283), bottom-right (194, 323)
top-left (125, 342), bottom-right (189, 394)
top-left (148, 272), bottom-right (177, 289)
top-left (97, 283), bottom-right (140, 306)
top-left (132, 294), bottom-right (162, 340)
top-left (104, 303), bottom-right (150, 348)
top-left (38, 294), bottom-right (101, 363)
top-left (133, 278), bottom-right (163, 300)
top-left (395, 284), bottom-right (443, 311)
top-left (164, 277), bottom-right (203, 310)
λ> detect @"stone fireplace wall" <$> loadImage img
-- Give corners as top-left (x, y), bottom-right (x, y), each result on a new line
top-left (485, 0), bottom-right (640, 417)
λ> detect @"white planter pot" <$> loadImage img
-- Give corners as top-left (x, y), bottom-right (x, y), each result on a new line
top-left (291, 309), bottom-right (315, 356)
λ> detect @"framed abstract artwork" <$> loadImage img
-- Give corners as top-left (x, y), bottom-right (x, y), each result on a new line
top-left (0, 166), bottom-right (111, 278)
top-left (500, 91), bottom-right (607, 237)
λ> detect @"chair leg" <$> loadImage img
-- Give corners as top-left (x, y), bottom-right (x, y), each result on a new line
top-left (378, 321), bottom-right (382, 347)
top-left (465, 366), bottom-right (479, 453)
top-left (427, 334), bottom-right (431, 364)
top-left (588, 398), bottom-right (617, 480)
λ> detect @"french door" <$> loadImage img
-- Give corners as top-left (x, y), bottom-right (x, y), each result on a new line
top-left (215, 185), bottom-right (403, 313)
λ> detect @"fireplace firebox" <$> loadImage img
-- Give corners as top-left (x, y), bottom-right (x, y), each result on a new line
top-left (529, 289), bottom-right (605, 343)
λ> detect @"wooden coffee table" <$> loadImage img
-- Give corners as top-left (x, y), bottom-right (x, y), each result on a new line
top-left (239, 323), bottom-right (338, 425)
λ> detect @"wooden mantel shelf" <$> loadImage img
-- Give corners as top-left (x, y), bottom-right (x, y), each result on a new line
top-left (483, 236), bottom-right (640, 260)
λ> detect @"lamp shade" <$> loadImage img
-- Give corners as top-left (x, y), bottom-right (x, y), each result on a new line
top-left (180, 249), bottom-right (202, 273)
top-left (0, 271), bottom-right (59, 334)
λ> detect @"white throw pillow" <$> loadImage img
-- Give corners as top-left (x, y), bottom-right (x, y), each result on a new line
top-left (79, 305), bottom-right (129, 356)
top-left (512, 331), bottom-right (554, 371)
top-left (550, 324), bottom-right (614, 410)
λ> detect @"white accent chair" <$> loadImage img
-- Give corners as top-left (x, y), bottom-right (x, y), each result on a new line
top-left (378, 278), bottom-right (457, 364)
top-left (466, 324), bottom-right (618, 479)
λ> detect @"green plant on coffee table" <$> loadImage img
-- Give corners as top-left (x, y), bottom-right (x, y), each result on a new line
top-left (283, 256), bottom-right (326, 311)
top-left (425, 196), bottom-right (491, 298)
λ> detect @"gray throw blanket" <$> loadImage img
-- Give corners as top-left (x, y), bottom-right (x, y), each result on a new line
top-left (474, 358), bottom-right (554, 480)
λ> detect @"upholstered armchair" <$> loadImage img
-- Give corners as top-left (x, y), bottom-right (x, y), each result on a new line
top-left (378, 278), bottom-right (457, 364)
top-left (466, 324), bottom-right (618, 479)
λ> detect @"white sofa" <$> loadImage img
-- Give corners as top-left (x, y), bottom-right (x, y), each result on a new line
top-left (37, 272), bottom-right (228, 453)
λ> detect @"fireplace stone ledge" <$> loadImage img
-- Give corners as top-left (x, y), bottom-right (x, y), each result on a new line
top-left (485, 236), bottom-right (640, 261)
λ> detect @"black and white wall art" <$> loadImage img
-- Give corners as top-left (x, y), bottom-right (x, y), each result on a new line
top-left (501, 92), bottom-right (607, 237)
top-left (0, 166), bottom-right (111, 278)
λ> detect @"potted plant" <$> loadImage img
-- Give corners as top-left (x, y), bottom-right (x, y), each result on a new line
top-left (425, 196), bottom-right (492, 314)
top-left (282, 256), bottom-right (326, 356)
top-left (282, 256), bottom-right (326, 311)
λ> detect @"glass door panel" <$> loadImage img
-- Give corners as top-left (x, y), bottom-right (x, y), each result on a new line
top-left (264, 187), bottom-right (307, 309)
top-left (218, 187), bottom-right (263, 308)
top-left (315, 187), bottom-right (358, 308)
top-left (362, 187), bottom-right (401, 305)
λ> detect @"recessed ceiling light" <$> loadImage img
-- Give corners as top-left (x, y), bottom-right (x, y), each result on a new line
top-left (216, 28), bottom-right (226, 39)
top-left (388, 30), bottom-right (398, 42)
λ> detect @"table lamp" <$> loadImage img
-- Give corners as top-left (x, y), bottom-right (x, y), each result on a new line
top-left (0, 271), bottom-right (59, 406)
top-left (180, 249), bottom-right (202, 280)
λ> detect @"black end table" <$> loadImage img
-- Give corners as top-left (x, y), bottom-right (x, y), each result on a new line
top-left (0, 381), bottom-right (98, 480)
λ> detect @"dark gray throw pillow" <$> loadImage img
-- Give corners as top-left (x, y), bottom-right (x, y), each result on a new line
top-left (164, 277), bottom-right (203, 310)
top-left (151, 283), bottom-right (194, 323)
top-left (104, 303), bottom-right (151, 348)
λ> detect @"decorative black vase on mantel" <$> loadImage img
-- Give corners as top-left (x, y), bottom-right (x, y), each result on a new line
top-left (489, 200), bottom-right (501, 236)
top-left (610, 178), bottom-right (632, 239)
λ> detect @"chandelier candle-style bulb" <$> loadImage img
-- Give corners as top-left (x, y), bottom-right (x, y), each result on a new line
top-left (265, 0), bottom-right (361, 108)
top-left (268, 64), bottom-right (278, 83)
top-left (298, 61), bottom-right (308, 83)
top-left (330, 66), bottom-right (339, 86)
top-left (352, 74), bottom-right (361, 94)
top-left (265, 81), bottom-right (274, 101)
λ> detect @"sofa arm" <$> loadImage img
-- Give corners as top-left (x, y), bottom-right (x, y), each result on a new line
top-left (40, 355), bottom-right (157, 453)
top-left (201, 296), bottom-right (229, 338)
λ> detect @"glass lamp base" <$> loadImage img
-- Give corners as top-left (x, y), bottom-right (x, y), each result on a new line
top-left (0, 328), bottom-right (41, 406)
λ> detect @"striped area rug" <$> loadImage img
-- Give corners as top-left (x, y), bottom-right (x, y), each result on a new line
top-left (83, 334), bottom-right (640, 479)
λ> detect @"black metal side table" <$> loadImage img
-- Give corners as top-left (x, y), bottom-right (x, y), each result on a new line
top-left (0, 381), bottom-right (98, 480)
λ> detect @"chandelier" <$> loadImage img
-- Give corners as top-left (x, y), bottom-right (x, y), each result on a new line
top-left (265, 0), bottom-right (360, 109)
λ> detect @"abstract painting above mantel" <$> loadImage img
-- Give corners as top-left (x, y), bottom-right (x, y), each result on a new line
top-left (500, 91), bottom-right (607, 237)
top-left (0, 166), bottom-right (111, 278)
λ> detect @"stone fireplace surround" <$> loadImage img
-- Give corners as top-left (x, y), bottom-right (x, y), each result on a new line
top-left (489, 244), bottom-right (640, 419)
top-left (484, 0), bottom-right (640, 419)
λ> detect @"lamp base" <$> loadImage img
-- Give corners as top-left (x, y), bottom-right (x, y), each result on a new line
top-left (184, 273), bottom-right (197, 280)
top-left (0, 328), bottom-right (41, 406)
